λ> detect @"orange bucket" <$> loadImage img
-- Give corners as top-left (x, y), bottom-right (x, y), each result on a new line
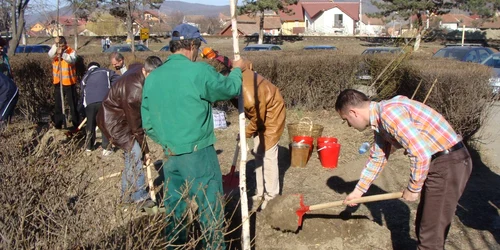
top-left (317, 136), bottom-right (338, 144)
top-left (290, 142), bottom-right (310, 168)
top-left (317, 142), bottom-right (341, 169)
top-left (293, 135), bottom-right (314, 156)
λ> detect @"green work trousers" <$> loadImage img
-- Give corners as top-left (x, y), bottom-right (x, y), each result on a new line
top-left (163, 145), bottom-right (225, 249)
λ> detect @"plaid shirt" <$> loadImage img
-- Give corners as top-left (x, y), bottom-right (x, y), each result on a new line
top-left (356, 95), bottom-right (460, 193)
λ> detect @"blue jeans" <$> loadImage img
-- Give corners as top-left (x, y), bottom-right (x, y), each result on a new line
top-left (122, 140), bottom-right (149, 203)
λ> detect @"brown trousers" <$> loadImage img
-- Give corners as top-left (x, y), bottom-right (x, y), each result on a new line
top-left (416, 146), bottom-right (472, 250)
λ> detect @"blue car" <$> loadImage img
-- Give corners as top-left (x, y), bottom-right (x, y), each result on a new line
top-left (304, 45), bottom-right (337, 50)
top-left (243, 44), bottom-right (282, 51)
top-left (15, 45), bottom-right (51, 53)
top-left (432, 46), bottom-right (494, 63)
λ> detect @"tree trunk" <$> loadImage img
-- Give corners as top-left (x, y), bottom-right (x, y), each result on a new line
top-left (258, 11), bottom-right (264, 44)
top-left (73, 5), bottom-right (78, 50)
top-left (8, 0), bottom-right (28, 58)
top-left (127, 0), bottom-right (134, 52)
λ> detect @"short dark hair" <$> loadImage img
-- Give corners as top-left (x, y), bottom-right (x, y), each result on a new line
top-left (335, 89), bottom-right (370, 112)
top-left (58, 36), bottom-right (67, 45)
top-left (169, 31), bottom-right (202, 53)
top-left (144, 56), bottom-right (162, 73)
top-left (109, 52), bottom-right (124, 61)
top-left (87, 62), bottom-right (100, 69)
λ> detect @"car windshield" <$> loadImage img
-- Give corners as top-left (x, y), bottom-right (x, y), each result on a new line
top-left (434, 49), bottom-right (468, 60)
top-left (482, 55), bottom-right (500, 68)
top-left (244, 47), bottom-right (270, 51)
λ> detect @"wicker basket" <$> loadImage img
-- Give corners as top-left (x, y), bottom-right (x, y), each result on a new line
top-left (287, 117), bottom-right (324, 142)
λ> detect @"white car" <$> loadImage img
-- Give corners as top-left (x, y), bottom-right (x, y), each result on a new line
top-left (480, 52), bottom-right (500, 95)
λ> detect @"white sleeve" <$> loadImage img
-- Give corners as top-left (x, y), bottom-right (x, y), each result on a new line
top-left (62, 50), bottom-right (77, 64)
top-left (48, 44), bottom-right (57, 58)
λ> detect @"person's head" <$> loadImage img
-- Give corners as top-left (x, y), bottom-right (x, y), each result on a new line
top-left (142, 56), bottom-right (162, 77)
top-left (169, 24), bottom-right (207, 62)
top-left (56, 36), bottom-right (67, 50)
top-left (109, 52), bottom-right (125, 70)
top-left (0, 37), bottom-right (6, 54)
top-left (87, 62), bottom-right (100, 70)
top-left (335, 89), bottom-right (371, 131)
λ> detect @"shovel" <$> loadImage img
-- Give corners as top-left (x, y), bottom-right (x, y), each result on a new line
top-left (65, 117), bottom-right (87, 137)
top-left (222, 141), bottom-right (240, 193)
top-left (266, 191), bottom-right (403, 232)
top-left (296, 192), bottom-right (403, 228)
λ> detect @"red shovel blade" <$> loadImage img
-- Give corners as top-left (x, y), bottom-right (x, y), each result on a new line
top-left (296, 194), bottom-right (311, 228)
top-left (222, 165), bottom-right (239, 189)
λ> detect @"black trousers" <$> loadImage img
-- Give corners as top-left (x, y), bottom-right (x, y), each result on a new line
top-left (53, 84), bottom-right (79, 129)
top-left (85, 102), bottom-right (109, 150)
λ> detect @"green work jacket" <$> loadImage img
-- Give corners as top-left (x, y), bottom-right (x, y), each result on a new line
top-left (142, 54), bottom-right (242, 155)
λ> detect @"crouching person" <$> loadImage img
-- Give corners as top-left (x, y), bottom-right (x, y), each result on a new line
top-left (211, 55), bottom-right (286, 210)
top-left (80, 62), bottom-right (119, 155)
top-left (97, 56), bottom-right (162, 210)
top-left (0, 73), bottom-right (18, 132)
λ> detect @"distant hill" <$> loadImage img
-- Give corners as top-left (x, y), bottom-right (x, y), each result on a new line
top-left (159, 1), bottom-right (230, 16)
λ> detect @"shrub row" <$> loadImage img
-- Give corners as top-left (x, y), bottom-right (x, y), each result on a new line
top-left (9, 51), bottom-right (494, 140)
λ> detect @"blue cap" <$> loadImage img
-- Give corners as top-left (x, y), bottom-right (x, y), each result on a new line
top-left (171, 24), bottom-right (207, 44)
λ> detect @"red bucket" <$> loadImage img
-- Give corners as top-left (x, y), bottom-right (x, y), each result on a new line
top-left (317, 136), bottom-right (338, 145)
top-left (293, 135), bottom-right (314, 155)
top-left (317, 142), bottom-right (341, 169)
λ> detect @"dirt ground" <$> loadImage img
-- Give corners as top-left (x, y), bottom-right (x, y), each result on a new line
top-left (17, 38), bottom-right (499, 249)
top-left (82, 105), bottom-right (500, 249)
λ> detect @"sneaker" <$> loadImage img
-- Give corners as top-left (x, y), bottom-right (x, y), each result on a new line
top-left (137, 199), bottom-right (156, 211)
top-left (102, 149), bottom-right (113, 156)
top-left (85, 149), bottom-right (92, 156)
top-left (261, 199), bottom-right (269, 210)
top-left (251, 195), bottom-right (263, 211)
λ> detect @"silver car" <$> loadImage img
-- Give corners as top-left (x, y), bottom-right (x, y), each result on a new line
top-left (480, 52), bottom-right (500, 94)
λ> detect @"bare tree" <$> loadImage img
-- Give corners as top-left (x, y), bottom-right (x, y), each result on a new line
top-left (7, 0), bottom-right (30, 57)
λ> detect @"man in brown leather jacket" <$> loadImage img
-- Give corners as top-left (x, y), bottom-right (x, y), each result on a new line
top-left (97, 57), bottom-right (162, 208)
top-left (210, 54), bottom-right (286, 210)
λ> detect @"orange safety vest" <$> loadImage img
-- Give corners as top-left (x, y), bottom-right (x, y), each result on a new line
top-left (52, 47), bottom-right (77, 85)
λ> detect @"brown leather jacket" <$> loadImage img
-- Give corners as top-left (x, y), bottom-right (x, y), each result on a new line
top-left (97, 63), bottom-right (149, 153)
top-left (241, 61), bottom-right (286, 150)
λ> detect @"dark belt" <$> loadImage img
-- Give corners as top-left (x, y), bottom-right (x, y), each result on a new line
top-left (431, 141), bottom-right (464, 160)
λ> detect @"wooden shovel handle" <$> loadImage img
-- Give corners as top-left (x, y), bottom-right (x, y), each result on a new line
top-left (309, 192), bottom-right (403, 211)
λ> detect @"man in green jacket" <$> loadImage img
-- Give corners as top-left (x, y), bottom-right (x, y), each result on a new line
top-left (141, 23), bottom-right (244, 249)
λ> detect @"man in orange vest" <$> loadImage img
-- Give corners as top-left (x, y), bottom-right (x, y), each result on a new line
top-left (48, 36), bottom-right (79, 129)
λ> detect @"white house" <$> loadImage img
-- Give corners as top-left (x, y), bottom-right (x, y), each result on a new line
top-left (302, 2), bottom-right (360, 35)
top-left (439, 14), bottom-right (478, 31)
top-left (359, 14), bottom-right (385, 36)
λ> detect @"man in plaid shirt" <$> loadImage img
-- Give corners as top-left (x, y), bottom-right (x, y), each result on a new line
top-left (335, 89), bottom-right (472, 250)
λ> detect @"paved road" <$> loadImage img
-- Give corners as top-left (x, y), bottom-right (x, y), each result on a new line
top-left (477, 101), bottom-right (500, 168)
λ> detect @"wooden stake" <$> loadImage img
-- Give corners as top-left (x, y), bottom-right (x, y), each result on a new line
top-left (411, 79), bottom-right (423, 100)
top-left (423, 79), bottom-right (438, 104)
top-left (230, 0), bottom-right (250, 249)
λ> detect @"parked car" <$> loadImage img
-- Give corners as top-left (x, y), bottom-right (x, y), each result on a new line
top-left (357, 47), bottom-right (403, 81)
top-left (159, 45), bottom-right (170, 52)
top-left (104, 44), bottom-right (151, 52)
top-left (243, 44), bottom-right (282, 51)
top-left (304, 45), bottom-right (337, 50)
top-left (432, 46), bottom-right (493, 63)
top-left (361, 47), bottom-right (403, 55)
top-left (15, 44), bottom-right (51, 53)
top-left (481, 52), bottom-right (500, 94)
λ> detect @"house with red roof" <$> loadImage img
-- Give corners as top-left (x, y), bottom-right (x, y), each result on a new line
top-left (219, 14), bottom-right (282, 36)
top-left (301, 2), bottom-right (360, 35)
top-left (359, 14), bottom-right (386, 36)
top-left (279, 2), bottom-right (305, 35)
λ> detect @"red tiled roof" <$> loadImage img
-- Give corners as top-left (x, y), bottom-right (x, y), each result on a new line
top-left (302, 2), bottom-right (359, 21)
top-left (279, 3), bottom-right (304, 22)
top-left (219, 15), bottom-right (281, 35)
top-left (361, 14), bottom-right (385, 25)
top-left (439, 14), bottom-right (474, 27)
top-left (480, 19), bottom-right (500, 29)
